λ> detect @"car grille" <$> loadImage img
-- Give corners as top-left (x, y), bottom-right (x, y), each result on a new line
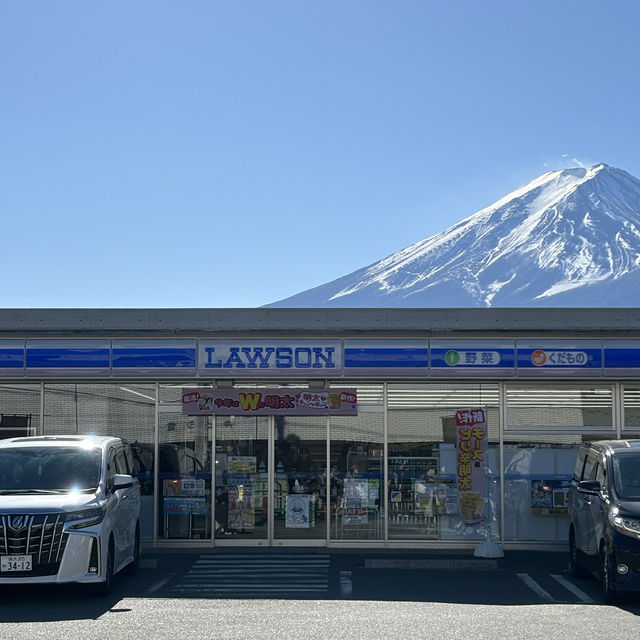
top-left (0, 514), bottom-right (69, 576)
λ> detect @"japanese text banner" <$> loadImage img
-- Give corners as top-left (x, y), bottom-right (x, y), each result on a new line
top-left (456, 407), bottom-right (488, 526)
top-left (182, 388), bottom-right (357, 416)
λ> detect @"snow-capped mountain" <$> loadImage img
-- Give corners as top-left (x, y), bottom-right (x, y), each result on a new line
top-left (269, 163), bottom-right (640, 308)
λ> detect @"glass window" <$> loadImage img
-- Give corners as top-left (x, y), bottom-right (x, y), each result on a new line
top-left (0, 446), bottom-right (102, 492)
top-left (623, 387), bottom-right (640, 432)
top-left (0, 384), bottom-right (41, 438)
top-left (215, 416), bottom-right (269, 540)
top-left (388, 383), bottom-right (500, 542)
top-left (159, 410), bottom-right (212, 540)
top-left (329, 383), bottom-right (384, 541)
top-left (505, 385), bottom-right (614, 431)
top-left (106, 450), bottom-right (117, 493)
top-left (273, 415), bottom-right (327, 540)
top-left (612, 453), bottom-right (640, 500)
top-left (43, 383), bottom-right (156, 540)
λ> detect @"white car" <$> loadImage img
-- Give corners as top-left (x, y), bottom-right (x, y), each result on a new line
top-left (0, 435), bottom-right (141, 596)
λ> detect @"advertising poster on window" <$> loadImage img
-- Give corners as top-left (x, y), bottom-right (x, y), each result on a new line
top-left (163, 478), bottom-right (205, 497)
top-left (531, 479), bottom-right (570, 515)
top-left (456, 407), bottom-right (488, 526)
top-left (182, 388), bottom-right (357, 416)
top-left (227, 486), bottom-right (255, 530)
top-left (343, 478), bottom-right (369, 525)
top-left (228, 456), bottom-right (257, 474)
top-left (163, 497), bottom-right (207, 515)
top-left (285, 494), bottom-right (311, 528)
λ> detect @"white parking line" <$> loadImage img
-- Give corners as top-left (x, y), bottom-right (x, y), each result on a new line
top-left (551, 574), bottom-right (596, 603)
top-left (516, 573), bottom-right (556, 602)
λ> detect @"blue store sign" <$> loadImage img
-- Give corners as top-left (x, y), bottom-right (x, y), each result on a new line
top-left (516, 341), bottom-right (602, 375)
top-left (430, 340), bottom-right (515, 375)
top-left (4, 337), bottom-right (640, 379)
top-left (198, 340), bottom-right (341, 377)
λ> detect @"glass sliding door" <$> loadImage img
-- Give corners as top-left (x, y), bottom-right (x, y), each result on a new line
top-left (215, 416), bottom-right (269, 541)
top-left (158, 410), bottom-right (213, 540)
top-left (273, 416), bottom-right (327, 541)
top-left (329, 384), bottom-right (385, 541)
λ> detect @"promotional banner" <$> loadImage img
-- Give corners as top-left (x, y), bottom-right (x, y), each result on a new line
top-left (531, 479), bottom-right (570, 515)
top-left (182, 388), bottom-right (357, 416)
top-left (456, 407), bottom-right (488, 526)
top-left (285, 494), bottom-right (311, 528)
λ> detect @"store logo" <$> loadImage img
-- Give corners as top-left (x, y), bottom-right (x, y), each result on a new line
top-left (203, 346), bottom-right (336, 370)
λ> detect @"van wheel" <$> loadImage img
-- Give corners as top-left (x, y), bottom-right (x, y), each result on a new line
top-left (601, 546), bottom-right (618, 605)
top-left (569, 530), bottom-right (588, 578)
top-left (92, 539), bottom-right (114, 597)
top-left (123, 525), bottom-right (140, 576)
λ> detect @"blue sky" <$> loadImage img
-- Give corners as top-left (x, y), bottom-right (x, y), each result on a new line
top-left (2, 1), bottom-right (639, 308)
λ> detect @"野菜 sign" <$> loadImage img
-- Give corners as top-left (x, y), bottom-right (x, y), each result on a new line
top-left (182, 388), bottom-right (357, 416)
top-left (456, 408), bottom-right (488, 526)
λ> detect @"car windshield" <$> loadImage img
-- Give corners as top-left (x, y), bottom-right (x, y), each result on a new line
top-left (611, 454), bottom-right (640, 500)
top-left (0, 446), bottom-right (102, 493)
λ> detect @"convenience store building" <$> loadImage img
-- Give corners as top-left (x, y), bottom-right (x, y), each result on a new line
top-left (1, 307), bottom-right (639, 550)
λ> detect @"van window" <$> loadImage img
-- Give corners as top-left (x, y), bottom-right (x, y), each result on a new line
top-left (115, 447), bottom-right (129, 474)
top-left (594, 459), bottom-right (607, 491)
top-left (123, 445), bottom-right (136, 477)
top-left (583, 452), bottom-right (598, 481)
top-left (0, 447), bottom-right (101, 492)
top-left (574, 448), bottom-right (588, 480)
top-left (611, 455), bottom-right (640, 500)
top-left (106, 449), bottom-right (117, 492)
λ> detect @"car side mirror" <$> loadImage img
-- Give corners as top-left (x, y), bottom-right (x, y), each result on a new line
top-left (113, 473), bottom-right (134, 490)
top-left (577, 480), bottom-right (601, 495)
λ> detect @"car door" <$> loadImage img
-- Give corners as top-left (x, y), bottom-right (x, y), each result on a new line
top-left (115, 444), bottom-right (139, 551)
top-left (106, 446), bottom-right (130, 567)
top-left (572, 450), bottom-right (590, 552)
top-left (574, 450), bottom-right (600, 557)
top-left (587, 456), bottom-right (609, 561)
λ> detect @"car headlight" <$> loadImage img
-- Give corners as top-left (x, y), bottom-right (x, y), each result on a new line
top-left (66, 505), bottom-right (106, 529)
top-left (610, 511), bottom-right (640, 538)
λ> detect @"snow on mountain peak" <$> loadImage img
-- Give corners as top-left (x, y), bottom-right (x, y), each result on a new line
top-left (269, 163), bottom-right (640, 308)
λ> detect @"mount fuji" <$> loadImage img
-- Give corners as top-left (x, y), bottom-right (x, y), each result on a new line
top-left (269, 163), bottom-right (640, 308)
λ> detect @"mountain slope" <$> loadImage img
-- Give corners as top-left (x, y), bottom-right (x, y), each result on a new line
top-left (269, 164), bottom-right (640, 308)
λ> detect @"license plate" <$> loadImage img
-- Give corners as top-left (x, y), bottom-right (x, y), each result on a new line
top-left (1, 555), bottom-right (33, 572)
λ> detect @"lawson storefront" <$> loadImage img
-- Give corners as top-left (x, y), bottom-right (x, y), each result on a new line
top-left (1, 307), bottom-right (640, 550)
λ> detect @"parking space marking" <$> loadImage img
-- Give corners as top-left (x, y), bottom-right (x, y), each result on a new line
top-left (516, 573), bottom-right (556, 602)
top-left (551, 574), bottom-right (596, 603)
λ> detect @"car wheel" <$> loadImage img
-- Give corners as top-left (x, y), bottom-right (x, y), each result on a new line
top-left (601, 545), bottom-right (618, 605)
top-left (123, 525), bottom-right (140, 576)
top-left (92, 539), bottom-right (114, 597)
top-left (569, 530), bottom-right (589, 578)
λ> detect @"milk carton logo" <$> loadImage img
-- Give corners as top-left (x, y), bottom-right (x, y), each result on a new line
top-left (531, 349), bottom-right (588, 367)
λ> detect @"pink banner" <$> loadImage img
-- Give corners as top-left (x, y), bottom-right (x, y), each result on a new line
top-left (182, 388), bottom-right (357, 416)
top-left (455, 407), bottom-right (488, 526)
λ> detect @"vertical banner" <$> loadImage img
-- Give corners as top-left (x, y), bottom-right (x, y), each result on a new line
top-left (456, 407), bottom-right (488, 526)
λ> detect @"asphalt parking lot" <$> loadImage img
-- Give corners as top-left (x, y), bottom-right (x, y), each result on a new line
top-left (132, 547), bottom-right (638, 607)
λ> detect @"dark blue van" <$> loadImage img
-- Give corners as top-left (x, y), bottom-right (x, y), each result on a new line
top-left (568, 440), bottom-right (640, 603)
